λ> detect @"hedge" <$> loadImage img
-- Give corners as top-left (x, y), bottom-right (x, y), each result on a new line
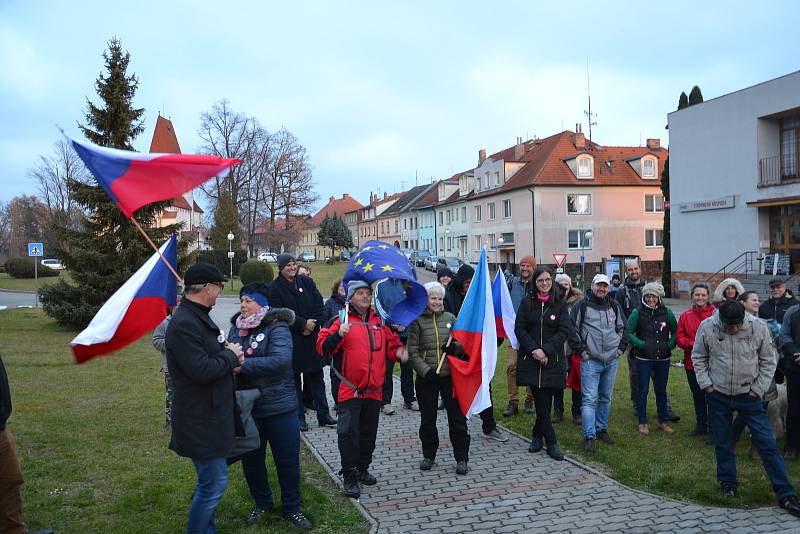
top-left (239, 260), bottom-right (274, 286)
top-left (4, 257), bottom-right (58, 278)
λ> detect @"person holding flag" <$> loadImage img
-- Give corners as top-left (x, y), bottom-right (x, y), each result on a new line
top-left (514, 266), bottom-right (573, 461)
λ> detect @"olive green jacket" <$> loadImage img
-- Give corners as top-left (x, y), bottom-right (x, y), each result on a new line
top-left (407, 309), bottom-right (457, 378)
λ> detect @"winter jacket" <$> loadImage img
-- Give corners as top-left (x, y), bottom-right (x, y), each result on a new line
top-left (514, 295), bottom-right (572, 389)
top-left (443, 286), bottom-right (466, 317)
top-left (323, 294), bottom-right (346, 327)
top-left (570, 290), bottom-right (627, 364)
top-left (693, 311), bottom-right (776, 397)
top-left (614, 278), bottom-right (646, 319)
top-left (712, 278), bottom-right (745, 304)
top-left (317, 307), bottom-right (403, 402)
top-left (779, 305), bottom-right (800, 375)
top-left (269, 274), bottom-right (327, 373)
top-left (627, 303), bottom-right (677, 361)
top-left (227, 308), bottom-right (297, 419)
top-left (508, 276), bottom-right (535, 313)
top-left (152, 314), bottom-right (172, 371)
top-left (166, 298), bottom-right (240, 459)
top-left (676, 304), bottom-right (715, 370)
top-left (759, 294), bottom-right (799, 324)
top-left (0, 356), bottom-right (11, 430)
top-left (407, 309), bottom-right (458, 378)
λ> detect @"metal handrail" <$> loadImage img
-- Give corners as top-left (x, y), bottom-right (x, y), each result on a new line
top-left (705, 251), bottom-right (760, 287)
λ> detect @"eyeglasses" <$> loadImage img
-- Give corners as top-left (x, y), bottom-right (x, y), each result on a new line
top-left (536, 278), bottom-right (553, 284)
top-left (207, 282), bottom-right (224, 291)
top-left (643, 294), bottom-right (659, 300)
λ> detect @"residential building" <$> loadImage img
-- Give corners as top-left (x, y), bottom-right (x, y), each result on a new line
top-left (434, 171), bottom-right (475, 261)
top-left (412, 177), bottom-right (458, 253)
top-left (298, 193), bottom-right (364, 259)
top-left (358, 192), bottom-right (401, 246)
top-left (383, 183), bottom-right (437, 250)
top-left (343, 208), bottom-right (361, 248)
top-left (668, 70), bottom-right (800, 294)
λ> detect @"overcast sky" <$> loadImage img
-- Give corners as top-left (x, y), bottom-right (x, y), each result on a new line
top-left (2, 1), bottom-right (799, 212)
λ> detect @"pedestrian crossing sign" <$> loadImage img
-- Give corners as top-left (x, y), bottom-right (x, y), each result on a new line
top-left (28, 243), bottom-right (43, 257)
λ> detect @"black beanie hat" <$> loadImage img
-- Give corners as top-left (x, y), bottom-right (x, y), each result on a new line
top-left (184, 262), bottom-right (224, 285)
top-left (718, 300), bottom-right (746, 325)
top-left (457, 263), bottom-right (475, 280)
top-left (277, 253), bottom-right (295, 272)
top-left (437, 267), bottom-right (454, 280)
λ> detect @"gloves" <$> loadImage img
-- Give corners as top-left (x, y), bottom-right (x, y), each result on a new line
top-left (441, 340), bottom-right (467, 360)
top-left (423, 368), bottom-right (439, 385)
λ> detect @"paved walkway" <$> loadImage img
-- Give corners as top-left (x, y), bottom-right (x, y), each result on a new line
top-left (302, 376), bottom-right (800, 534)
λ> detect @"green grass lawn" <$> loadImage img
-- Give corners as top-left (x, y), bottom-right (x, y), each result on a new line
top-left (2, 309), bottom-right (368, 533)
top-left (0, 272), bottom-right (66, 292)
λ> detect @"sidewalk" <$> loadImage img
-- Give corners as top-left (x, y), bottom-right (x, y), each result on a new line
top-left (302, 376), bottom-right (800, 534)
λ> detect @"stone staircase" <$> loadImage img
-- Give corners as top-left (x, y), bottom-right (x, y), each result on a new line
top-left (740, 273), bottom-right (800, 299)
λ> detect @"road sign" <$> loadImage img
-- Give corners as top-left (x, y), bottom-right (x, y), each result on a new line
top-left (556, 267), bottom-right (564, 274)
top-left (580, 255), bottom-right (585, 265)
top-left (552, 253), bottom-right (567, 268)
top-left (28, 243), bottom-right (43, 257)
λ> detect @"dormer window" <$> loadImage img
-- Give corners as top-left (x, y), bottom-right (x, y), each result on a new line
top-left (642, 158), bottom-right (657, 178)
top-left (577, 156), bottom-right (593, 179)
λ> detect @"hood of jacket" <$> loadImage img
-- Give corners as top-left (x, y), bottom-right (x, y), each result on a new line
top-left (713, 278), bottom-right (745, 302)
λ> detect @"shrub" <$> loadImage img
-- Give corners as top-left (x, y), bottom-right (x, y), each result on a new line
top-left (5, 257), bottom-right (58, 278)
top-left (239, 260), bottom-right (274, 286)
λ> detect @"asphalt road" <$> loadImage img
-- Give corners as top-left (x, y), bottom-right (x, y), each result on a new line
top-left (0, 290), bottom-right (40, 310)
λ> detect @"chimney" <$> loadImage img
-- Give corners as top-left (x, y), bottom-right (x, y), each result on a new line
top-left (514, 138), bottom-right (525, 161)
top-left (575, 132), bottom-right (586, 149)
top-left (342, 193), bottom-right (349, 198)
top-left (329, 196), bottom-right (335, 203)
top-left (646, 138), bottom-right (661, 150)
top-left (383, 192), bottom-right (387, 199)
top-left (478, 148), bottom-right (487, 165)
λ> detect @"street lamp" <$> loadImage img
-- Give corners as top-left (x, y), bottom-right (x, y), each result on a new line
top-left (580, 230), bottom-right (593, 291)
top-left (227, 231), bottom-right (235, 292)
top-left (497, 235), bottom-right (504, 273)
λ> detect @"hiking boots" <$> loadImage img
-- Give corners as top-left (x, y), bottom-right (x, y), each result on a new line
top-left (356, 466), bottom-right (377, 486)
top-left (420, 457), bottom-right (434, 471)
top-left (341, 469), bottom-right (361, 498)
top-left (528, 436), bottom-right (543, 453)
top-left (524, 399), bottom-right (536, 414)
top-left (502, 401), bottom-right (519, 418)
top-left (547, 443), bottom-right (564, 461)
top-left (583, 437), bottom-right (596, 453)
top-left (456, 460), bottom-right (469, 475)
top-left (596, 430), bottom-right (614, 444)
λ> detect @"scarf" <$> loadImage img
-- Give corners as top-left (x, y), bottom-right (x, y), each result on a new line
top-left (236, 306), bottom-right (268, 330)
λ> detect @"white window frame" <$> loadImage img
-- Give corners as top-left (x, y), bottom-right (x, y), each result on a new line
top-left (446, 210), bottom-right (451, 224)
top-left (642, 157), bottom-right (657, 179)
top-left (461, 206), bottom-right (466, 221)
top-left (567, 193), bottom-right (592, 215)
top-left (503, 199), bottom-right (512, 218)
top-left (488, 202), bottom-right (496, 221)
top-left (474, 235), bottom-right (481, 251)
top-left (494, 172), bottom-right (500, 186)
top-left (438, 212), bottom-right (443, 225)
top-left (645, 194), bottom-right (664, 213)
top-left (488, 233), bottom-right (496, 247)
top-left (577, 156), bottom-right (593, 179)
top-left (645, 228), bottom-right (664, 248)
top-left (474, 205), bottom-right (482, 222)
top-left (568, 229), bottom-right (592, 250)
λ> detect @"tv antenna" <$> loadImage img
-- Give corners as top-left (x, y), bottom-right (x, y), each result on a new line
top-left (584, 58), bottom-right (598, 141)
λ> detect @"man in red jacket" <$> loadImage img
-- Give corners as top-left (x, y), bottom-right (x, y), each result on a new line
top-left (317, 280), bottom-right (407, 499)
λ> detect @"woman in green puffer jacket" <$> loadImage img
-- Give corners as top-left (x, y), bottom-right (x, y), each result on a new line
top-left (407, 281), bottom-right (470, 475)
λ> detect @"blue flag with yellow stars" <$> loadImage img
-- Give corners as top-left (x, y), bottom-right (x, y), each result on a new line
top-left (343, 240), bottom-right (427, 327)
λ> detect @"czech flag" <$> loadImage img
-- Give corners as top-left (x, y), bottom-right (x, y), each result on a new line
top-left (448, 249), bottom-right (498, 418)
top-left (492, 269), bottom-right (519, 350)
top-left (70, 236), bottom-right (178, 363)
top-left (64, 132), bottom-right (242, 218)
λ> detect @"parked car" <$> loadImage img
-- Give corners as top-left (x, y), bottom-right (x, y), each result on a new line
top-left (340, 250), bottom-right (352, 261)
top-left (436, 257), bottom-right (462, 271)
top-left (300, 251), bottom-right (316, 262)
top-left (414, 250), bottom-right (431, 267)
top-left (257, 252), bottom-right (277, 263)
top-left (400, 248), bottom-right (414, 264)
top-left (424, 255), bottom-right (439, 271)
top-left (41, 259), bottom-right (65, 270)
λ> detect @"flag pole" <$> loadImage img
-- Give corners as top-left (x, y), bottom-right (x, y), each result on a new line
top-left (130, 216), bottom-right (182, 283)
top-left (436, 335), bottom-right (452, 374)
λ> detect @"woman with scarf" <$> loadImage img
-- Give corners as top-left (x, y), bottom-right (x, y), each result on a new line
top-left (514, 266), bottom-right (573, 461)
top-left (227, 283), bottom-right (312, 530)
top-left (628, 282), bottom-right (678, 435)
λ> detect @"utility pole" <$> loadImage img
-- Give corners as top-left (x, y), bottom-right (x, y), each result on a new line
top-left (584, 58), bottom-right (598, 142)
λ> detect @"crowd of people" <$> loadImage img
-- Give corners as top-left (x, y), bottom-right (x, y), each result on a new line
top-left (152, 251), bottom-right (800, 532)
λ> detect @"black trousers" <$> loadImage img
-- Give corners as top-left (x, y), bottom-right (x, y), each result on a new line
top-left (294, 371), bottom-right (330, 423)
top-left (337, 398), bottom-right (381, 472)
top-left (531, 386), bottom-right (559, 446)
top-left (383, 357), bottom-right (416, 405)
top-left (787, 373), bottom-right (800, 449)
top-left (416, 375), bottom-right (470, 462)
top-left (479, 383), bottom-right (497, 434)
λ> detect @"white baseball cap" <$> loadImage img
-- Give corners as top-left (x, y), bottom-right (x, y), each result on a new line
top-left (592, 274), bottom-right (610, 285)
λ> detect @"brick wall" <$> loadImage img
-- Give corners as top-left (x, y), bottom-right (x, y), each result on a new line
top-left (671, 271), bottom-right (746, 299)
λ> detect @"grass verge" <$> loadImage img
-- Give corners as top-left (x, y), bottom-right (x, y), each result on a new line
top-left (0, 272), bottom-right (65, 292)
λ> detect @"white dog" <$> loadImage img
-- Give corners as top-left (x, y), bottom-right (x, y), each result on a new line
top-left (768, 383), bottom-right (788, 439)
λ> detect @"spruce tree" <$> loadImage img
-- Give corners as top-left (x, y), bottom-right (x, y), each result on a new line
top-left (678, 92), bottom-right (689, 110)
top-left (208, 188), bottom-right (242, 251)
top-left (40, 38), bottom-right (182, 328)
top-left (317, 214), bottom-right (352, 259)
top-left (688, 86), bottom-right (704, 106)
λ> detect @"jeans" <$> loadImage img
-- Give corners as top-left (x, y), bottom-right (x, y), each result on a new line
top-left (295, 371), bottom-right (330, 423)
top-left (241, 410), bottom-right (301, 513)
top-left (685, 369), bottom-right (709, 430)
top-left (506, 348), bottom-right (534, 403)
top-left (187, 457), bottom-right (228, 534)
top-left (416, 375), bottom-right (470, 461)
top-left (337, 398), bottom-right (381, 472)
top-left (531, 387), bottom-right (558, 446)
top-left (580, 357), bottom-right (620, 439)
top-left (708, 390), bottom-right (795, 499)
top-left (383, 357), bottom-right (416, 405)
top-left (636, 359), bottom-right (670, 425)
top-left (787, 373), bottom-right (800, 449)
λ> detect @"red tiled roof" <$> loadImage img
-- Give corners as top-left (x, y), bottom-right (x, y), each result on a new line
top-left (171, 196), bottom-right (191, 210)
top-left (161, 211), bottom-right (178, 220)
top-left (309, 195), bottom-right (364, 226)
top-left (149, 115), bottom-right (182, 153)
top-left (253, 215), bottom-right (310, 234)
top-left (193, 201), bottom-right (204, 214)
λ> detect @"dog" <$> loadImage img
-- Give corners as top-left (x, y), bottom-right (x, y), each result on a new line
top-left (768, 383), bottom-right (788, 439)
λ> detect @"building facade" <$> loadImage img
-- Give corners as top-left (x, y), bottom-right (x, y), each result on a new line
top-left (298, 193), bottom-right (364, 259)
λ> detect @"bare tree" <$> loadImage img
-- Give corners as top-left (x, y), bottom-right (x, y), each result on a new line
top-left (0, 200), bottom-right (10, 259)
top-left (29, 140), bottom-right (87, 230)
top-left (5, 195), bottom-right (46, 257)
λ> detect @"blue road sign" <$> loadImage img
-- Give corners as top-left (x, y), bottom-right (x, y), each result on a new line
top-left (580, 255), bottom-right (585, 265)
top-left (28, 243), bottom-right (44, 257)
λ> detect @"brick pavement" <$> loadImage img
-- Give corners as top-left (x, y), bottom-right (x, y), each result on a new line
top-left (302, 376), bottom-right (800, 534)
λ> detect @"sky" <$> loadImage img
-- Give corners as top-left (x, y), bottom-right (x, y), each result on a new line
top-left (2, 1), bottom-right (799, 214)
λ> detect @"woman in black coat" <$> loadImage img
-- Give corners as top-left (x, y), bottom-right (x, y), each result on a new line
top-left (514, 266), bottom-right (573, 461)
top-left (268, 254), bottom-right (336, 431)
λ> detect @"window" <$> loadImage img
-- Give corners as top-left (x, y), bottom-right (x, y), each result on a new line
top-left (642, 158), bottom-right (657, 178)
top-left (454, 208), bottom-right (458, 222)
top-left (474, 205), bottom-right (481, 222)
top-left (501, 232), bottom-right (514, 244)
top-left (645, 229), bottom-right (664, 247)
top-left (485, 172), bottom-right (490, 190)
top-left (577, 156), bottom-right (593, 178)
top-left (474, 235), bottom-right (481, 250)
top-left (403, 219), bottom-right (407, 230)
top-left (461, 206), bottom-right (466, 220)
top-left (394, 220), bottom-right (398, 233)
top-left (439, 212), bottom-right (443, 225)
top-left (446, 210), bottom-right (451, 224)
top-left (568, 229), bottom-right (592, 250)
top-left (782, 116), bottom-right (800, 176)
top-left (488, 233), bottom-right (496, 247)
top-left (503, 199), bottom-right (512, 218)
top-left (567, 194), bottom-right (592, 215)
top-left (488, 202), bottom-right (496, 220)
top-left (494, 172), bottom-right (500, 186)
top-left (645, 194), bottom-right (664, 213)
top-left (439, 237), bottom-right (444, 250)
top-left (447, 237), bottom-right (452, 250)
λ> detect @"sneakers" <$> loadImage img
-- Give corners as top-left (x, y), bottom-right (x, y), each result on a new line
top-left (583, 437), bottom-right (596, 453)
top-left (456, 460), bottom-right (469, 475)
top-left (553, 409), bottom-right (564, 423)
top-left (484, 428), bottom-right (509, 442)
top-left (657, 423), bottom-right (674, 434)
top-left (720, 484), bottom-right (737, 498)
top-left (403, 401), bottom-right (420, 411)
top-left (341, 469), bottom-right (361, 498)
top-left (546, 443), bottom-right (564, 461)
top-left (381, 404), bottom-right (396, 415)
top-left (528, 436), bottom-right (543, 453)
top-left (420, 457), bottom-right (435, 471)
top-left (596, 430), bottom-right (614, 444)
top-left (357, 466), bottom-right (377, 486)
top-left (524, 399), bottom-right (536, 414)
top-left (246, 507), bottom-right (270, 525)
top-left (502, 401), bottom-right (519, 418)
top-left (282, 511), bottom-right (313, 530)
top-left (779, 495), bottom-right (800, 517)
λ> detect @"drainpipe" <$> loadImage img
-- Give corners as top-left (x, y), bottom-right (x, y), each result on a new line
top-left (527, 187), bottom-right (536, 260)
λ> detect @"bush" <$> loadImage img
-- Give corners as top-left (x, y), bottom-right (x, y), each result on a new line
top-left (239, 260), bottom-right (274, 286)
top-left (5, 257), bottom-right (58, 278)
top-left (195, 250), bottom-right (248, 279)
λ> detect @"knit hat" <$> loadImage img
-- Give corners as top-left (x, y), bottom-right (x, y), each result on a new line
top-left (611, 274), bottom-right (621, 282)
top-left (456, 263), bottom-right (475, 280)
top-left (277, 253), bottom-right (295, 272)
top-left (347, 279), bottom-right (371, 301)
top-left (555, 273), bottom-right (572, 285)
top-left (519, 255), bottom-right (537, 269)
top-left (718, 300), bottom-right (745, 325)
top-left (437, 267), bottom-right (454, 281)
top-left (642, 282), bottom-right (665, 299)
top-left (184, 262), bottom-right (224, 285)
top-left (240, 282), bottom-right (269, 308)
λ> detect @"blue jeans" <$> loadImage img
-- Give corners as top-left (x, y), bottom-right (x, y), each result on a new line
top-left (580, 357), bottom-right (620, 439)
top-left (187, 457), bottom-right (228, 534)
top-left (241, 410), bottom-right (301, 513)
top-left (708, 390), bottom-right (795, 499)
top-left (636, 359), bottom-right (670, 425)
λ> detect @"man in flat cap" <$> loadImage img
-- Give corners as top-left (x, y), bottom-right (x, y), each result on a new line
top-left (166, 262), bottom-right (245, 532)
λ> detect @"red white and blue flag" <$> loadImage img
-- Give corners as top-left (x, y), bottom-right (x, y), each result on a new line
top-left (70, 236), bottom-right (178, 363)
top-left (448, 249), bottom-right (498, 418)
top-left (492, 269), bottom-right (519, 350)
top-left (65, 132), bottom-right (242, 218)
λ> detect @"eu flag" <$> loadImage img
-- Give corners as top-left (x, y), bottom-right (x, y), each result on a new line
top-left (343, 240), bottom-right (427, 327)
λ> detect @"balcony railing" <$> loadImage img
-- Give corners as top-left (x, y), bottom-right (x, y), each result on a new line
top-left (759, 153), bottom-right (800, 186)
